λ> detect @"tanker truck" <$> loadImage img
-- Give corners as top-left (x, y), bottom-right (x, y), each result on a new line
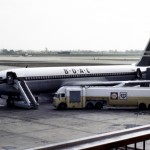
top-left (53, 80), bottom-right (150, 110)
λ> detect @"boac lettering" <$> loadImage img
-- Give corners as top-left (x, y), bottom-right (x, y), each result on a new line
top-left (64, 69), bottom-right (69, 74)
top-left (72, 69), bottom-right (77, 74)
top-left (86, 68), bottom-right (90, 73)
top-left (80, 69), bottom-right (84, 73)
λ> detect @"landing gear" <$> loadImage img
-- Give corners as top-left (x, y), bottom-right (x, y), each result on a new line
top-left (7, 96), bottom-right (14, 108)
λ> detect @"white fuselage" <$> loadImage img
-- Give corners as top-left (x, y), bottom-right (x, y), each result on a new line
top-left (0, 65), bottom-right (146, 79)
top-left (0, 65), bottom-right (147, 95)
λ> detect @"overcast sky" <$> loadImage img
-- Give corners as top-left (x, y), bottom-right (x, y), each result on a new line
top-left (0, 0), bottom-right (150, 51)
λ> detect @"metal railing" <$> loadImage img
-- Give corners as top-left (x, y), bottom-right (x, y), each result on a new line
top-left (28, 124), bottom-right (150, 150)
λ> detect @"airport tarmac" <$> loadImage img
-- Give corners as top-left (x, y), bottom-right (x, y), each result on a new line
top-left (0, 100), bottom-right (150, 150)
top-left (0, 56), bottom-right (149, 150)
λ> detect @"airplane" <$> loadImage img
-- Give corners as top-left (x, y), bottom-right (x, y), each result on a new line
top-left (0, 39), bottom-right (150, 108)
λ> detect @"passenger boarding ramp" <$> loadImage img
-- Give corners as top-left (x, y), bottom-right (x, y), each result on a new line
top-left (28, 124), bottom-right (150, 150)
top-left (14, 80), bottom-right (39, 108)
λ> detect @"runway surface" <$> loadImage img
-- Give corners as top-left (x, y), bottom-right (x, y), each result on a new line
top-left (0, 55), bottom-right (139, 67)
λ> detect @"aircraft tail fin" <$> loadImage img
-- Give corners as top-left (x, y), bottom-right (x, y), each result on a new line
top-left (136, 39), bottom-right (150, 66)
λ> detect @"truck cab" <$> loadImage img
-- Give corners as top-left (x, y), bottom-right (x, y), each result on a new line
top-left (53, 86), bottom-right (85, 109)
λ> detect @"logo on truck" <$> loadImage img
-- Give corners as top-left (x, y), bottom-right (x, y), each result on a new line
top-left (120, 92), bottom-right (127, 100)
top-left (110, 92), bottom-right (118, 100)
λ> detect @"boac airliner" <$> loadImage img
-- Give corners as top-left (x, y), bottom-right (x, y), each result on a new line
top-left (0, 39), bottom-right (150, 108)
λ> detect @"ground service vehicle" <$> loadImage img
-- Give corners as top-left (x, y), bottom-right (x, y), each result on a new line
top-left (53, 80), bottom-right (150, 110)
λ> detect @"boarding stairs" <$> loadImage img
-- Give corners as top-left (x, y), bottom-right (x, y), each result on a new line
top-left (14, 80), bottom-right (39, 108)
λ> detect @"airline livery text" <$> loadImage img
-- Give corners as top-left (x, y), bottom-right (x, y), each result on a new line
top-left (64, 68), bottom-right (90, 74)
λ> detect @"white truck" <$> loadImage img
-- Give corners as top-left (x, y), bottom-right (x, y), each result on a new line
top-left (53, 80), bottom-right (150, 110)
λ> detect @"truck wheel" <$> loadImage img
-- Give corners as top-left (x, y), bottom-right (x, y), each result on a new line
top-left (58, 103), bottom-right (67, 110)
top-left (95, 102), bottom-right (103, 109)
top-left (86, 103), bottom-right (94, 109)
top-left (139, 103), bottom-right (146, 110)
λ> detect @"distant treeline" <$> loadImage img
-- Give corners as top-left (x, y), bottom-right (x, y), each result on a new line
top-left (0, 49), bottom-right (142, 56)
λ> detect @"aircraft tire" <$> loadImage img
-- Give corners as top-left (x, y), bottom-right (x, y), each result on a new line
top-left (7, 96), bottom-right (14, 108)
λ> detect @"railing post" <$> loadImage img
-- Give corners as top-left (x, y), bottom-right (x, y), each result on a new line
top-left (134, 142), bottom-right (137, 149)
top-left (143, 140), bottom-right (145, 150)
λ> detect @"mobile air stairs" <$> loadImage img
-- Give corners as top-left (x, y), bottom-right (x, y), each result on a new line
top-left (11, 80), bottom-right (39, 108)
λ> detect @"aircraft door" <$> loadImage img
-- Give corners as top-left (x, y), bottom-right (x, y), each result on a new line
top-left (7, 72), bottom-right (17, 85)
